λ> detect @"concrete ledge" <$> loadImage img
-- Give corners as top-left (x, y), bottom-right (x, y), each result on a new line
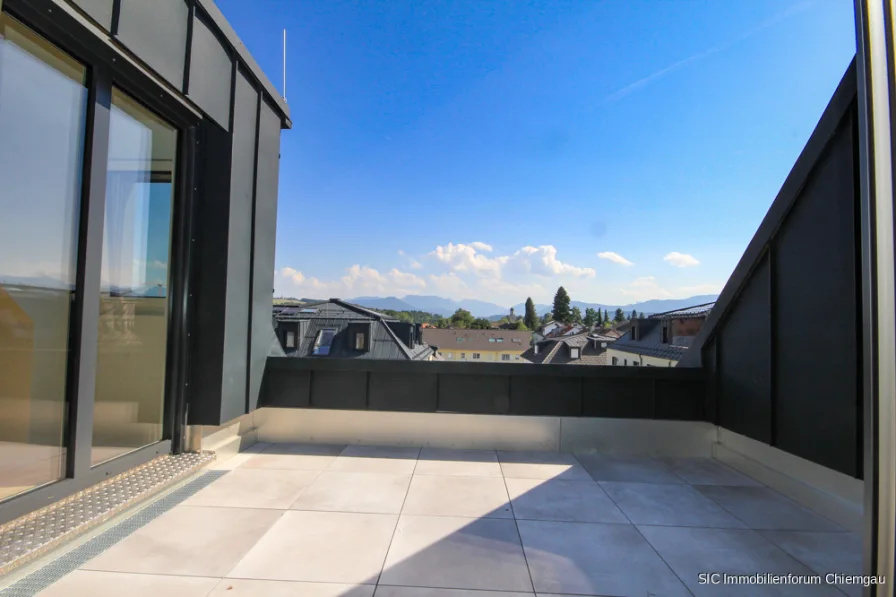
top-left (714, 429), bottom-right (864, 533)
top-left (195, 413), bottom-right (259, 464)
top-left (254, 408), bottom-right (718, 455)
top-left (561, 418), bottom-right (717, 457)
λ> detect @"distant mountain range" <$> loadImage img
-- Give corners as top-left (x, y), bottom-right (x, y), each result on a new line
top-left (344, 294), bottom-right (719, 319)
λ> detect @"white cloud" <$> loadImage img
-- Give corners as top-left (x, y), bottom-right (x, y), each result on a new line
top-left (427, 272), bottom-right (468, 297)
top-left (664, 252), bottom-right (700, 268)
top-left (470, 241), bottom-right (494, 252)
top-left (429, 242), bottom-right (507, 278)
top-left (505, 245), bottom-right (596, 278)
top-left (597, 251), bottom-right (634, 266)
top-left (278, 265), bottom-right (425, 298)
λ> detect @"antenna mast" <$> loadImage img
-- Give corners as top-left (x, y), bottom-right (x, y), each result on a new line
top-left (282, 29), bottom-right (287, 103)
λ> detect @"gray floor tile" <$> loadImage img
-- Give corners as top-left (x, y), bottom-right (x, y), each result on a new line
top-left (380, 515), bottom-right (532, 592)
top-left (402, 474), bottom-right (512, 518)
top-left (375, 588), bottom-right (534, 597)
top-left (517, 520), bottom-right (691, 596)
top-left (696, 486), bottom-right (844, 531)
top-left (601, 481), bottom-right (748, 528)
top-left (659, 457), bottom-right (761, 486)
top-left (290, 471), bottom-right (411, 514)
top-left (227, 510), bottom-right (397, 583)
top-left (36, 571), bottom-right (220, 597)
top-left (639, 525), bottom-right (845, 596)
top-left (416, 449), bottom-right (502, 477)
top-left (575, 454), bottom-right (685, 484)
top-left (240, 444), bottom-right (346, 471)
top-left (208, 579), bottom-right (376, 597)
top-left (761, 531), bottom-right (864, 597)
top-left (80, 506), bottom-right (282, 577)
top-left (497, 451), bottom-right (592, 481)
top-left (182, 468), bottom-right (320, 509)
top-left (506, 478), bottom-right (627, 524)
top-left (330, 446), bottom-right (420, 474)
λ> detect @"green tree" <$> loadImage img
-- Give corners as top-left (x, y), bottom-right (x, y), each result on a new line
top-left (596, 309), bottom-right (604, 327)
top-left (470, 317), bottom-right (492, 329)
top-left (614, 308), bottom-right (625, 323)
top-left (450, 308), bottom-right (475, 329)
top-left (514, 320), bottom-right (527, 331)
top-left (604, 309), bottom-right (610, 325)
top-left (630, 309), bottom-right (638, 320)
top-left (542, 312), bottom-right (552, 324)
top-left (571, 306), bottom-right (583, 324)
top-left (552, 287), bottom-right (572, 323)
top-left (584, 307), bottom-right (597, 327)
top-left (524, 297), bottom-right (539, 330)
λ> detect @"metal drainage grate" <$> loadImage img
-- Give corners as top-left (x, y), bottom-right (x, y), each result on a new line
top-left (0, 451), bottom-right (215, 577)
top-left (0, 470), bottom-right (226, 597)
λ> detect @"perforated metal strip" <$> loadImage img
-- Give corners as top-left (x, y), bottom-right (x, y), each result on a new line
top-left (0, 452), bottom-right (215, 579)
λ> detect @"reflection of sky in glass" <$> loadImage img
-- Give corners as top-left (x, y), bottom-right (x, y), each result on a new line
top-left (101, 94), bottom-right (175, 297)
top-left (0, 20), bottom-right (86, 290)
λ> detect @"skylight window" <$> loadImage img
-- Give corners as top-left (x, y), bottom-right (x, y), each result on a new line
top-left (313, 329), bottom-right (337, 355)
top-left (496, 338), bottom-right (504, 343)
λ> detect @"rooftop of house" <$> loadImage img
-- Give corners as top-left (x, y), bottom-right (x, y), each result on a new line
top-left (422, 328), bottom-right (532, 352)
top-left (520, 332), bottom-right (608, 365)
top-left (650, 302), bottom-right (716, 320)
top-left (275, 299), bottom-right (433, 360)
top-left (610, 319), bottom-right (687, 361)
top-left (609, 303), bottom-right (714, 361)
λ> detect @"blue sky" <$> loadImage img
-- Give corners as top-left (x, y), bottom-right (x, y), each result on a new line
top-left (218, 0), bottom-right (856, 308)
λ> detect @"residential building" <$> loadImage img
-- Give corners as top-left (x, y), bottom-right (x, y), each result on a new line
top-left (423, 328), bottom-right (531, 362)
top-left (606, 303), bottom-right (714, 367)
top-left (274, 299), bottom-right (434, 360)
top-left (520, 332), bottom-right (616, 365)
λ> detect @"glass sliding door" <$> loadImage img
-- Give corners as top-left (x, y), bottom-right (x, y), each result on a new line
top-left (92, 89), bottom-right (177, 466)
top-left (0, 15), bottom-right (88, 500)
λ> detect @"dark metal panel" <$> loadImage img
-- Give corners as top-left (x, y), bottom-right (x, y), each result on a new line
top-left (369, 371), bottom-right (438, 412)
top-left (773, 115), bottom-right (859, 477)
top-left (581, 378), bottom-right (653, 418)
top-left (510, 376), bottom-right (581, 416)
top-left (186, 118), bottom-right (232, 424)
top-left (116, 0), bottom-right (188, 89)
top-left (187, 12), bottom-right (232, 130)
top-left (166, 125), bottom-right (197, 453)
top-left (717, 254), bottom-right (772, 443)
top-left (263, 366), bottom-right (310, 408)
top-left (247, 100), bottom-right (281, 412)
top-left (438, 374), bottom-right (509, 414)
top-left (193, 0), bottom-right (290, 125)
top-left (680, 60), bottom-right (857, 367)
top-left (212, 69), bottom-right (256, 424)
top-left (310, 370), bottom-right (366, 410)
top-left (69, 0), bottom-right (114, 30)
top-left (654, 379), bottom-right (705, 421)
top-left (66, 68), bottom-right (112, 478)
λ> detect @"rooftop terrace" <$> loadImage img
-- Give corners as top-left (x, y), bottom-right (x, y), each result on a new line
top-left (12, 442), bottom-right (862, 597)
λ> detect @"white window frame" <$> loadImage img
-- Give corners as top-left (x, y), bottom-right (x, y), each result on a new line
top-left (286, 330), bottom-right (295, 348)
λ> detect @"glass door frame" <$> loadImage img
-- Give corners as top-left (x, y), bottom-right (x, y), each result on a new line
top-left (0, 0), bottom-right (200, 525)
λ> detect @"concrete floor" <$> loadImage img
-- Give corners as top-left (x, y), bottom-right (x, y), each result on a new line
top-left (34, 444), bottom-right (862, 597)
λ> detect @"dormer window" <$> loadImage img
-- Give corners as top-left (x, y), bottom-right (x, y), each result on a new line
top-left (286, 331), bottom-right (295, 348)
top-left (661, 323), bottom-right (670, 344)
top-left (631, 325), bottom-right (639, 341)
top-left (354, 332), bottom-right (366, 350)
top-left (570, 347), bottom-right (580, 359)
top-left (312, 329), bottom-right (337, 355)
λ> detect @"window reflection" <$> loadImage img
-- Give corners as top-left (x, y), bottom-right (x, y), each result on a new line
top-left (0, 15), bottom-right (87, 500)
top-left (92, 89), bottom-right (177, 465)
